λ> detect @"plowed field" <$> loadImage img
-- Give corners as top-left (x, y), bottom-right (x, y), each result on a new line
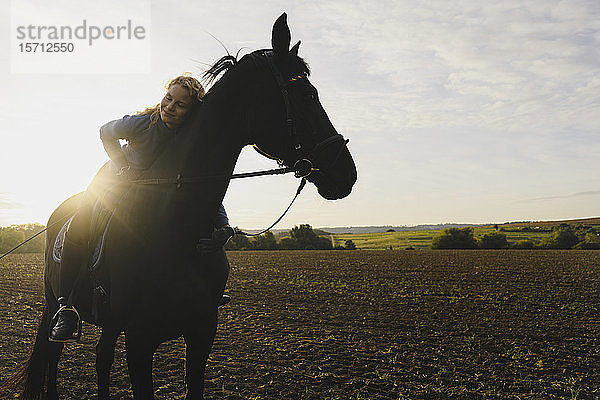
top-left (1, 250), bottom-right (599, 399)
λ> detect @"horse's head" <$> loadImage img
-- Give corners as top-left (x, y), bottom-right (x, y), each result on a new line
top-left (242, 14), bottom-right (357, 200)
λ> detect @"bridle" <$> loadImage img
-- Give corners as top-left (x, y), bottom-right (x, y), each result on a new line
top-left (132, 50), bottom-right (349, 236)
top-left (255, 50), bottom-right (349, 179)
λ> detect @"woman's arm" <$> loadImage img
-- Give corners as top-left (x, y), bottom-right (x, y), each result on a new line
top-left (214, 203), bottom-right (230, 229)
top-left (99, 115), bottom-right (148, 169)
top-left (197, 204), bottom-right (234, 252)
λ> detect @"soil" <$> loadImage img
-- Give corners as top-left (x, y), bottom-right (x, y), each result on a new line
top-left (1, 250), bottom-right (599, 399)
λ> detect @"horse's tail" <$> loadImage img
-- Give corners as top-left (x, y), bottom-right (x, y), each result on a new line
top-left (0, 305), bottom-right (51, 400)
top-left (0, 193), bottom-right (85, 399)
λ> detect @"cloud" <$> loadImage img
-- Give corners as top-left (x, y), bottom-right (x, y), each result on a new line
top-left (0, 194), bottom-right (21, 210)
top-left (519, 190), bottom-right (600, 202)
top-left (296, 0), bottom-right (600, 132)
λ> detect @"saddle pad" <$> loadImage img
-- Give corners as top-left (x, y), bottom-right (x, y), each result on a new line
top-left (52, 207), bottom-right (116, 272)
top-left (53, 216), bottom-right (74, 264)
top-left (88, 206), bottom-right (117, 271)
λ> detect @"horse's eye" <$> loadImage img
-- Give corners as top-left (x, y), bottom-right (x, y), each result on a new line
top-left (309, 94), bottom-right (316, 101)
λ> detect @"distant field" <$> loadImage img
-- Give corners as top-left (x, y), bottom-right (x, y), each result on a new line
top-left (498, 217), bottom-right (600, 227)
top-left (331, 225), bottom-right (600, 250)
top-left (330, 231), bottom-right (435, 250)
top-left (1, 251), bottom-right (599, 399)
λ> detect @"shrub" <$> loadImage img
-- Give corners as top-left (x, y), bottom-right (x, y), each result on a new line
top-left (512, 240), bottom-right (535, 250)
top-left (431, 227), bottom-right (477, 249)
top-left (279, 224), bottom-right (332, 250)
top-left (573, 233), bottom-right (600, 250)
top-left (478, 231), bottom-right (509, 249)
top-left (539, 225), bottom-right (579, 249)
top-left (251, 231), bottom-right (278, 250)
top-left (0, 224), bottom-right (46, 254)
top-left (344, 240), bottom-right (357, 250)
top-left (225, 232), bottom-right (252, 250)
top-left (278, 237), bottom-right (300, 250)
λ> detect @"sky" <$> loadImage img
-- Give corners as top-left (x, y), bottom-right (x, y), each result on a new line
top-left (1, 0), bottom-right (599, 229)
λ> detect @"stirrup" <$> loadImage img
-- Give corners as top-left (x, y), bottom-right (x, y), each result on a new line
top-left (49, 304), bottom-right (82, 343)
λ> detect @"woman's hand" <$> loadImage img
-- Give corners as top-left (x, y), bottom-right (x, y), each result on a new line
top-left (116, 165), bottom-right (142, 181)
top-left (215, 225), bottom-right (235, 246)
top-left (196, 225), bottom-right (235, 254)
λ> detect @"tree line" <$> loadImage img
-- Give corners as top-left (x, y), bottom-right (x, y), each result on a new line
top-left (431, 225), bottom-right (600, 250)
top-left (225, 224), bottom-right (356, 250)
top-left (6, 222), bottom-right (597, 254)
top-left (0, 223), bottom-right (357, 255)
top-left (0, 224), bottom-right (46, 254)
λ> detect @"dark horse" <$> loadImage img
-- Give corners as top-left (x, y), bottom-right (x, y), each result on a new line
top-left (5, 13), bottom-right (356, 400)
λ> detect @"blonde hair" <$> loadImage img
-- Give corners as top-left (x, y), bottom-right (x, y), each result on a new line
top-left (137, 74), bottom-right (206, 126)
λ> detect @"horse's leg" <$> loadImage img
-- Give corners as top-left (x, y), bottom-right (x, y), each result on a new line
top-left (96, 326), bottom-right (120, 400)
top-left (125, 331), bottom-right (158, 400)
top-left (183, 308), bottom-right (218, 400)
top-left (45, 341), bottom-right (64, 400)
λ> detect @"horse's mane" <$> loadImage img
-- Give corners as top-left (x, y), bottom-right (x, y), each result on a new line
top-left (202, 55), bottom-right (239, 86)
top-left (202, 51), bottom-right (311, 88)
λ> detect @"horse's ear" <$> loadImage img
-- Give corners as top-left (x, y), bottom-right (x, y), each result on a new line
top-left (272, 13), bottom-right (291, 59)
top-left (290, 40), bottom-right (301, 57)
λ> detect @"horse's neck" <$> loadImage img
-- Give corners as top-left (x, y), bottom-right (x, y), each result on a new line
top-left (135, 90), bottom-right (245, 240)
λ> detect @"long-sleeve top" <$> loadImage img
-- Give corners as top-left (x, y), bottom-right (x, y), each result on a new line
top-left (100, 113), bottom-right (230, 228)
top-left (100, 113), bottom-right (174, 171)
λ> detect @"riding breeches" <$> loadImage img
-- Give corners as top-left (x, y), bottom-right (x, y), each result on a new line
top-left (59, 162), bottom-right (119, 302)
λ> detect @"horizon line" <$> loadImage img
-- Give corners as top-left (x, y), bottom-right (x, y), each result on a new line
top-left (3, 215), bottom-right (599, 230)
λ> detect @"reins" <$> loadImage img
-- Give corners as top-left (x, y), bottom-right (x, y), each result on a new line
top-left (234, 178), bottom-right (307, 237)
top-left (130, 164), bottom-right (310, 238)
top-left (0, 167), bottom-right (304, 261)
top-left (131, 164), bottom-right (300, 188)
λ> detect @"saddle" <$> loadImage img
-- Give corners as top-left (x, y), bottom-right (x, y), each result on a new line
top-left (53, 185), bottom-right (126, 324)
top-left (52, 204), bottom-right (114, 271)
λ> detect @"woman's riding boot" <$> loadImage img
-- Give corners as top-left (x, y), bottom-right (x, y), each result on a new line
top-left (49, 236), bottom-right (85, 342)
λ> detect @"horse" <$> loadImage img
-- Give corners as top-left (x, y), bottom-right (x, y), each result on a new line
top-left (5, 13), bottom-right (357, 399)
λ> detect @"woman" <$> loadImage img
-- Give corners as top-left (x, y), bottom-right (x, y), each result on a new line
top-left (50, 75), bottom-right (234, 342)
